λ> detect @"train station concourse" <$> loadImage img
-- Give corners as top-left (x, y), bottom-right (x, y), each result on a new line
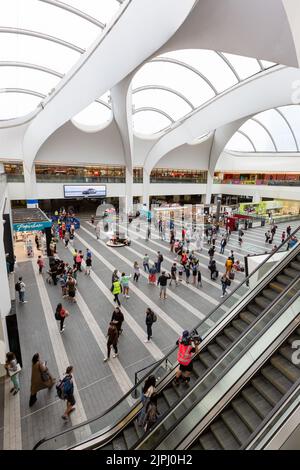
top-left (1, 0), bottom-right (300, 452)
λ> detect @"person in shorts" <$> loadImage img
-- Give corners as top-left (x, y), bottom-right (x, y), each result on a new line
top-left (62, 366), bottom-right (76, 420)
top-left (157, 271), bottom-right (171, 300)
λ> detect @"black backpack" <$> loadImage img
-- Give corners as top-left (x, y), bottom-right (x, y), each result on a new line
top-left (15, 282), bottom-right (21, 292)
top-left (152, 312), bottom-right (157, 323)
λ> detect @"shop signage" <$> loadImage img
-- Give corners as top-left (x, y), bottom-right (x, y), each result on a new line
top-left (13, 221), bottom-right (52, 232)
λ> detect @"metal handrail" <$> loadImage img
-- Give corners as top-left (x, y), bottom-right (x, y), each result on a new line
top-left (33, 224), bottom-right (300, 449)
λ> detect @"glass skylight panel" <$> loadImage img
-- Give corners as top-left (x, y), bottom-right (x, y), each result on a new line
top-left (279, 105), bottom-right (300, 150)
top-left (161, 50), bottom-right (238, 93)
top-left (63, 0), bottom-right (120, 25)
top-left (223, 53), bottom-right (261, 79)
top-left (133, 61), bottom-right (215, 108)
top-left (1, 0), bottom-right (100, 49)
top-left (0, 92), bottom-right (41, 120)
top-left (260, 60), bottom-right (276, 69)
top-left (255, 109), bottom-right (297, 152)
top-left (133, 89), bottom-right (191, 121)
top-left (133, 111), bottom-right (171, 135)
top-left (0, 34), bottom-right (80, 74)
top-left (226, 132), bottom-right (255, 152)
top-left (72, 101), bottom-right (112, 129)
top-left (240, 119), bottom-right (276, 151)
top-left (0, 66), bottom-right (60, 95)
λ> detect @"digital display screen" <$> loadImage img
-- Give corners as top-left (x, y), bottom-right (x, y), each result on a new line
top-left (63, 185), bottom-right (106, 198)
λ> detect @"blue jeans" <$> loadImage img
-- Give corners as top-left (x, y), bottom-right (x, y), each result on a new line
top-left (143, 263), bottom-right (149, 273)
top-left (19, 291), bottom-right (25, 302)
top-left (11, 373), bottom-right (20, 391)
top-left (137, 394), bottom-right (150, 426)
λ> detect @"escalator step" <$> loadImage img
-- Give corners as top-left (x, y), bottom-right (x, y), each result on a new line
top-left (134, 419), bottom-right (146, 440)
top-left (215, 335), bottom-right (232, 350)
top-left (199, 431), bottom-right (222, 450)
top-left (157, 395), bottom-right (170, 415)
top-left (279, 345), bottom-right (299, 366)
top-left (163, 387), bottom-right (179, 407)
top-left (240, 311), bottom-right (257, 325)
top-left (199, 351), bottom-right (215, 369)
top-left (210, 420), bottom-right (240, 450)
top-left (296, 255), bottom-right (300, 263)
top-left (189, 442), bottom-right (203, 450)
top-left (262, 289), bottom-right (278, 302)
top-left (283, 267), bottom-right (299, 278)
top-left (112, 434), bottom-right (128, 450)
top-left (261, 365), bottom-right (293, 395)
top-left (101, 443), bottom-right (114, 450)
top-left (251, 376), bottom-right (283, 406)
top-left (231, 397), bottom-right (262, 432)
top-left (123, 425), bottom-right (139, 449)
top-left (276, 274), bottom-right (293, 286)
top-left (231, 319), bottom-right (249, 333)
top-left (223, 327), bottom-right (240, 342)
top-left (289, 261), bottom-right (300, 271)
top-left (241, 386), bottom-right (273, 418)
top-left (207, 343), bottom-right (224, 360)
top-left (192, 358), bottom-right (208, 377)
top-left (247, 303), bottom-right (261, 316)
top-left (254, 296), bottom-right (270, 310)
top-left (270, 355), bottom-right (300, 383)
top-left (268, 281), bottom-right (285, 293)
top-left (221, 409), bottom-right (251, 445)
top-left (287, 333), bottom-right (300, 346)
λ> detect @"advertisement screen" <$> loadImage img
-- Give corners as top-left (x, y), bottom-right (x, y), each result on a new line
top-left (63, 185), bottom-right (106, 198)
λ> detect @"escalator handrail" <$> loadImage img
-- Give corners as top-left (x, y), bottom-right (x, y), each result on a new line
top-left (32, 224), bottom-right (300, 449)
top-left (130, 272), bottom-right (300, 450)
top-left (136, 278), bottom-right (300, 450)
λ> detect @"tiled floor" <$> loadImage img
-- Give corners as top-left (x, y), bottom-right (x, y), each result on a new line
top-left (2, 218), bottom-right (299, 449)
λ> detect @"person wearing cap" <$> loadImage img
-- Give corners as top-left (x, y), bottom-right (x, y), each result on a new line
top-left (157, 270), bottom-right (171, 299)
top-left (174, 330), bottom-right (199, 387)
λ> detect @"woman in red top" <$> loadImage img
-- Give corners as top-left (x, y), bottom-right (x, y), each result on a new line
top-left (181, 252), bottom-right (188, 266)
top-left (55, 303), bottom-right (69, 333)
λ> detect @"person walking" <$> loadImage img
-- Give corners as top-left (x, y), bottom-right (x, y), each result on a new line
top-left (64, 231), bottom-right (70, 248)
top-left (55, 303), bottom-right (69, 333)
top-left (191, 262), bottom-right (198, 285)
top-left (111, 307), bottom-right (124, 336)
top-left (61, 366), bottom-right (76, 420)
top-left (143, 254), bottom-right (150, 273)
top-left (185, 263), bottom-right (191, 284)
top-left (75, 250), bottom-right (83, 272)
top-left (197, 269), bottom-right (202, 287)
top-left (66, 275), bottom-right (77, 303)
top-left (15, 277), bottom-right (27, 303)
top-left (95, 222), bottom-right (101, 240)
top-left (29, 353), bottom-right (55, 407)
top-left (111, 278), bottom-right (122, 306)
top-left (133, 261), bottom-right (140, 282)
top-left (5, 352), bottom-right (20, 395)
top-left (37, 255), bottom-right (44, 274)
top-left (155, 251), bottom-right (164, 273)
top-left (287, 225), bottom-right (292, 237)
top-left (281, 231), bottom-right (286, 243)
top-left (145, 308), bottom-right (156, 342)
top-left (157, 271), bottom-right (171, 299)
top-left (169, 263), bottom-right (178, 286)
top-left (85, 254), bottom-right (92, 276)
top-left (148, 264), bottom-right (157, 285)
top-left (221, 273), bottom-right (230, 298)
top-left (103, 321), bottom-right (119, 361)
top-left (112, 269), bottom-right (119, 283)
top-left (208, 246), bottom-right (215, 263)
top-left (120, 272), bottom-right (131, 298)
top-left (220, 237), bottom-right (227, 254)
top-left (137, 375), bottom-right (156, 426)
top-left (35, 234), bottom-right (40, 250)
top-left (174, 330), bottom-right (199, 387)
top-left (178, 264), bottom-right (184, 282)
top-left (209, 259), bottom-right (217, 280)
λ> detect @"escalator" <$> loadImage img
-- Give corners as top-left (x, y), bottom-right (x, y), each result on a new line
top-left (187, 325), bottom-right (300, 450)
top-left (33, 229), bottom-right (300, 450)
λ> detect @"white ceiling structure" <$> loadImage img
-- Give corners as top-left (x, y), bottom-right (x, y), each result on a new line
top-left (0, 0), bottom-right (300, 193)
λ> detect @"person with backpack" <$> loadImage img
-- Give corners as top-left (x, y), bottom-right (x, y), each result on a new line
top-left (37, 255), bottom-right (45, 274)
top-left (29, 353), bottom-right (55, 407)
top-left (221, 273), bottom-right (230, 297)
top-left (111, 307), bottom-right (124, 336)
top-left (155, 251), bottom-right (164, 273)
top-left (143, 254), bottom-right (150, 273)
top-left (143, 395), bottom-right (159, 432)
top-left (137, 375), bottom-right (156, 426)
top-left (157, 271), bottom-right (171, 299)
top-left (59, 366), bottom-right (76, 420)
top-left (15, 277), bottom-right (27, 303)
top-left (103, 321), bottom-right (119, 362)
top-left (145, 308), bottom-right (157, 342)
top-left (55, 303), bottom-right (69, 333)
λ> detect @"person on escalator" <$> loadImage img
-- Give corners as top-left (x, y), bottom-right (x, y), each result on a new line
top-left (137, 375), bottom-right (156, 427)
top-left (174, 330), bottom-right (199, 387)
top-left (143, 394), bottom-right (159, 432)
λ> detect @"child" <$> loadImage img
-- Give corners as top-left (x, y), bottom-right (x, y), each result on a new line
top-left (144, 395), bottom-right (159, 432)
top-left (148, 264), bottom-right (157, 285)
top-left (178, 264), bottom-right (184, 282)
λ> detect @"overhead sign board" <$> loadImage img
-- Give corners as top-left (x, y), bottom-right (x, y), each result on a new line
top-left (13, 221), bottom-right (52, 232)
